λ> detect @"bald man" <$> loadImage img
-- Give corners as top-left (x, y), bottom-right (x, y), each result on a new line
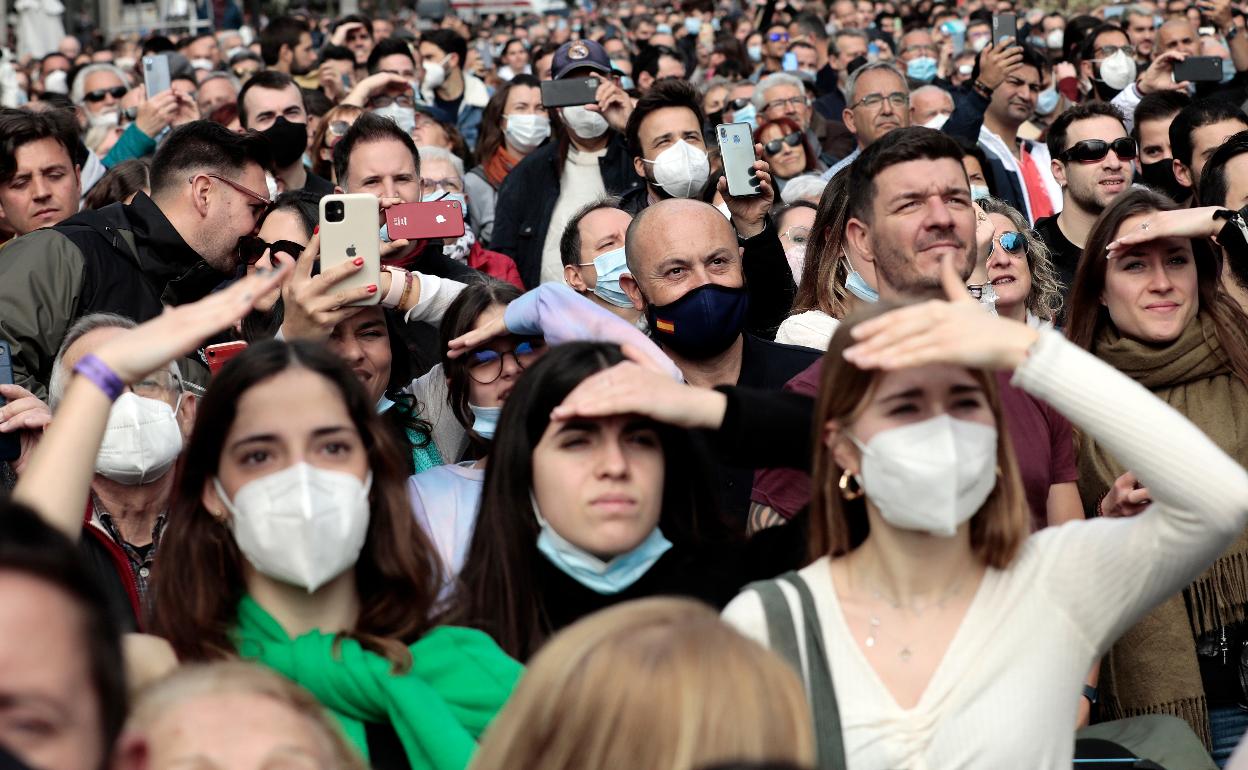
top-left (1155, 19), bottom-right (1199, 58)
top-left (911, 84), bottom-right (955, 128)
top-left (619, 198), bottom-right (819, 524)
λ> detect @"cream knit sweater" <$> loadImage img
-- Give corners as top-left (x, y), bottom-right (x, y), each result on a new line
top-left (723, 329), bottom-right (1248, 769)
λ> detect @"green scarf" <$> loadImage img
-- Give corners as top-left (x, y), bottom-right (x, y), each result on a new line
top-left (1079, 313), bottom-right (1248, 748)
top-left (233, 596), bottom-right (522, 769)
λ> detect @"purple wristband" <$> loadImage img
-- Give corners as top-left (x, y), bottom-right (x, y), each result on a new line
top-left (73, 354), bottom-right (125, 402)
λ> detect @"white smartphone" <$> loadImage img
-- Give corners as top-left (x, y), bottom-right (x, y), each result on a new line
top-left (319, 193), bottom-right (381, 307)
top-left (717, 122), bottom-right (760, 197)
top-left (142, 55), bottom-right (171, 98)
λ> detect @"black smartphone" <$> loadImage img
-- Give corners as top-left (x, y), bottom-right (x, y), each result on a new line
top-left (1173, 56), bottom-right (1224, 82)
top-left (0, 341), bottom-right (19, 462)
top-left (991, 12), bottom-right (1018, 48)
top-left (540, 76), bottom-right (601, 108)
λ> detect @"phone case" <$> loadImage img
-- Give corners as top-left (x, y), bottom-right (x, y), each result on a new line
top-left (992, 13), bottom-right (1017, 46)
top-left (205, 341), bottom-right (248, 375)
top-left (718, 123), bottom-right (760, 198)
top-left (143, 55), bottom-right (171, 97)
top-left (0, 341), bottom-right (18, 461)
top-left (319, 194), bottom-right (381, 307)
top-left (540, 77), bottom-right (600, 108)
top-left (387, 200), bottom-right (466, 240)
top-left (1173, 56), bottom-right (1223, 82)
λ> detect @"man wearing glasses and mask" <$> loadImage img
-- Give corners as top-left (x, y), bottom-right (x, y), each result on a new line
top-left (0, 121), bottom-right (272, 397)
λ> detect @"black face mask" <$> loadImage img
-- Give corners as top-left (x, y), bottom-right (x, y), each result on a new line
top-left (1138, 157), bottom-right (1191, 203)
top-left (261, 116), bottom-right (309, 168)
top-left (846, 55), bottom-right (868, 78)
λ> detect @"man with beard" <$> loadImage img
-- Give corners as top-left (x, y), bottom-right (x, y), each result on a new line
top-left (69, 63), bottom-right (130, 131)
top-left (1034, 103), bottom-right (1135, 295)
top-left (259, 16), bottom-right (317, 77)
top-left (237, 71), bottom-right (333, 197)
top-left (620, 79), bottom-right (711, 213)
top-left (822, 62), bottom-right (910, 179)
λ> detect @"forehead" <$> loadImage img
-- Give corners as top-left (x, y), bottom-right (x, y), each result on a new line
top-left (866, 364), bottom-right (983, 403)
top-left (422, 156), bottom-right (458, 180)
top-left (763, 82), bottom-right (801, 100)
top-left (258, 208), bottom-right (308, 242)
top-left (419, 41), bottom-right (447, 55)
top-left (761, 122), bottom-right (791, 139)
top-left (84, 69), bottom-right (123, 89)
top-left (853, 68), bottom-right (905, 99)
top-left (581, 206), bottom-right (632, 238)
top-left (0, 572), bottom-right (90, 685)
top-left (779, 205), bottom-right (815, 228)
top-left (245, 83), bottom-right (302, 112)
top-left (902, 30), bottom-right (933, 45)
top-left (201, 77), bottom-right (235, 95)
top-left (873, 156), bottom-right (969, 198)
top-left (377, 53), bottom-right (415, 72)
top-left (1193, 118), bottom-right (1248, 148)
top-left (987, 212), bottom-right (1013, 232)
top-left (914, 88), bottom-right (952, 106)
top-left (1095, 29), bottom-right (1130, 47)
top-left (1223, 155), bottom-right (1248, 204)
top-left (65, 326), bottom-right (125, 370)
top-left (350, 137), bottom-right (417, 176)
top-left (13, 136), bottom-right (71, 169)
top-left (148, 691), bottom-right (329, 763)
top-left (631, 206), bottom-right (735, 267)
top-left (639, 105), bottom-right (700, 138)
top-left (505, 84), bottom-right (540, 103)
top-left (229, 368), bottom-right (353, 438)
top-left (839, 35), bottom-right (868, 51)
top-left (1066, 115), bottom-right (1127, 145)
top-left (340, 305), bottom-right (386, 333)
top-left (1160, 21), bottom-right (1194, 40)
top-left (1137, 116), bottom-right (1173, 142)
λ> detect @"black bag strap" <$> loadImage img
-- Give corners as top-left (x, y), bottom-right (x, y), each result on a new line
top-left (748, 573), bottom-right (848, 770)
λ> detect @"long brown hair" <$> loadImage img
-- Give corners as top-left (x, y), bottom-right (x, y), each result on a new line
top-left (1065, 186), bottom-right (1248, 384)
top-left (808, 303), bottom-right (1030, 568)
top-left (148, 340), bottom-right (442, 667)
top-left (309, 104), bottom-right (363, 182)
top-left (791, 167), bottom-right (853, 318)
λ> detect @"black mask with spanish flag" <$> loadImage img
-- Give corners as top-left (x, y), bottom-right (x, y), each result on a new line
top-left (645, 283), bottom-right (750, 360)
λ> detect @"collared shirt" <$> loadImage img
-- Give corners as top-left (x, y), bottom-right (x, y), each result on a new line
top-left (91, 493), bottom-right (167, 611)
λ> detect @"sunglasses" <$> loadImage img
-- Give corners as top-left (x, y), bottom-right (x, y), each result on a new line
top-left (726, 96), bottom-right (752, 111)
top-left (996, 231), bottom-right (1025, 254)
top-left (1059, 137), bottom-right (1137, 163)
top-left (763, 131), bottom-right (803, 155)
top-left (84, 85), bottom-right (127, 102)
top-left (239, 235), bottom-right (304, 266)
top-left (768, 32), bottom-right (790, 41)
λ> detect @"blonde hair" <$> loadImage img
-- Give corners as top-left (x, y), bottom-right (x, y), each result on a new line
top-left (809, 302), bottom-right (1031, 568)
top-left (977, 197), bottom-right (1064, 323)
top-left (122, 662), bottom-right (365, 770)
top-left (469, 598), bottom-right (816, 770)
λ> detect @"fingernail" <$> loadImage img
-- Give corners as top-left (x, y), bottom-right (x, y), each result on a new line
top-left (353, 257), bottom-right (364, 266)
top-left (368, 284), bottom-right (378, 293)
top-left (313, 225), bottom-right (319, 235)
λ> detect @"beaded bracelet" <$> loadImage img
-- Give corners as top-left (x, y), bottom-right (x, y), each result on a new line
top-left (73, 354), bottom-right (124, 402)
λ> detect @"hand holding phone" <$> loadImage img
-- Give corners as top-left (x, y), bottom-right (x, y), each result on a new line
top-left (143, 54), bottom-right (171, 98)
top-left (540, 76), bottom-right (601, 108)
top-left (319, 194), bottom-right (381, 308)
top-left (205, 341), bottom-right (248, 375)
top-left (991, 12), bottom-right (1018, 48)
top-left (1172, 55), bottom-right (1224, 82)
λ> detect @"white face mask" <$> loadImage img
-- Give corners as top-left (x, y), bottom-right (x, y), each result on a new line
top-left (94, 391), bottom-right (184, 485)
top-left (849, 414), bottom-right (998, 537)
top-left (504, 112), bottom-right (551, 152)
top-left (642, 140), bottom-right (711, 198)
top-left (423, 56), bottom-right (450, 90)
top-left (372, 103), bottom-right (417, 135)
top-left (561, 104), bottom-right (610, 139)
top-left (922, 112), bottom-right (950, 130)
top-left (1046, 29), bottom-right (1065, 50)
top-left (88, 107), bottom-right (121, 129)
top-left (215, 463), bottom-right (373, 593)
top-left (1097, 50), bottom-right (1138, 92)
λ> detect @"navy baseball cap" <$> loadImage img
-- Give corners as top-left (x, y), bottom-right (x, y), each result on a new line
top-left (552, 39), bottom-right (612, 80)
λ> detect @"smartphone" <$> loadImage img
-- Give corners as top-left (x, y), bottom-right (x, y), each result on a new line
top-left (142, 54), bottom-right (171, 98)
top-left (541, 76), bottom-right (601, 108)
top-left (387, 199), bottom-right (466, 240)
top-left (717, 122), bottom-right (760, 198)
top-left (1198, 25), bottom-right (1217, 36)
top-left (1173, 55), bottom-right (1224, 82)
top-left (205, 341), bottom-right (248, 376)
top-left (782, 51), bottom-right (799, 71)
top-left (991, 12), bottom-right (1018, 47)
top-left (319, 194), bottom-right (381, 307)
top-left (0, 341), bottom-right (18, 462)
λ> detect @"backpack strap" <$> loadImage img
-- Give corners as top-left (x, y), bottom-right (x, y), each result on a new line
top-left (748, 573), bottom-right (848, 770)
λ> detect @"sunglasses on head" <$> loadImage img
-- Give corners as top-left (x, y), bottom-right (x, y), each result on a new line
top-left (1059, 137), bottom-right (1137, 163)
top-left (84, 85), bottom-right (127, 102)
top-left (996, 231), bottom-right (1025, 254)
top-left (763, 131), bottom-right (803, 155)
top-left (726, 96), bottom-right (751, 111)
top-left (239, 235), bottom-right (304, 266)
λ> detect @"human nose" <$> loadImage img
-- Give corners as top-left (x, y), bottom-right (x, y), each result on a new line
top-left (594, 434), bottom-right (629, 478)
top-left (879, 97), bottom-right (895, 115)
top-left (499, 351), bottom-right (523, 380)
top-left (381, 178), bottom-right (400, 200)
top-left (924, 195), bottom-right (956, 230)
top-left (1147, 263), bottom-right (1174, 292)
top-left (30, 175), bottom-right (50, 201)
top-left (336, 336), bottom-right (366, 364)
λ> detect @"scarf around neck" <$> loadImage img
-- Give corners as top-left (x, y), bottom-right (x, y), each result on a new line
top-left (1080, 313), bottom-right (1248, 747)
top-left (233, 595), bottom-right (522, 769)
top-left (483, 146), bottom-right (518, 189)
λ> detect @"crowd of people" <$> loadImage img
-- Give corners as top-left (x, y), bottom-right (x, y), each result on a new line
top-left (3, 0), bottom-right (1248, 768)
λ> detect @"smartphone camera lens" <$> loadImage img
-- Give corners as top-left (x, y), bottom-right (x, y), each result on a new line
top-left (325, 201), bottom-right (345, 223)
top-left (719, 127), bottom-right (727, 139)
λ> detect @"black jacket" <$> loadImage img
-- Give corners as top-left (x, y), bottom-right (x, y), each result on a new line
top-left (0, 193), bottom-right (224, 396)
top-left (490, 133), bottom-right (644, 289)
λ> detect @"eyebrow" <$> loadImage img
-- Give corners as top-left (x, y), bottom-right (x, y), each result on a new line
top-left (229, 425), bottom-right (353, 450)
top-left (555, 418), bottom-right (601, 435)
top-left (889, 186), bottom-right (967, 205)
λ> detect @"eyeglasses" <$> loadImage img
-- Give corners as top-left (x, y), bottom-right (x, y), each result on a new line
top-left (850, 91), bottom-right (908, 110)
top-left (763, 130), bottom-right (804, 155)
top-left (421, 176), bottom-right (464, 193)
top-left (768, 32), bottom-right (790, 42)
top-left (782, 225), bottom-right (811, 244)
top-left (83, 85), bottom-right (127, 102)
top-left (239, 235), bottom-right (305, 266)
top-left (726, 96), bottom-right (752, 112)
top-left (1058, 137), bottom-right (1137, 163)
top-left (995, 230), bottom-right (1025, 254)
top-left (467, 339), bottom-right (546, 384)
top-left (130, 370), bottom-right (181, 399)
top-left (1095, 44), bottom-right (1137, 58)
top-left (900, 43), bottom-right (940, 56)
top-left (196, 173), bottom-right (272, 221)
top-left (369, 93), bottom-right (415, 108)
top-left (762, 95), bottom-right (810, 113)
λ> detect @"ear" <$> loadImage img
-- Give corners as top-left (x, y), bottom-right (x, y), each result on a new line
top-left (564, 263), bottom-right (590, 290)
top-left (633, 154), bottom-right (647, 180)
top-left (279, 43), bottom-right (293, 65)
top-left (638, 71), bottom-right (654, 92)
top-left (333, 184), bottom-right (344, 194)
top-left (201, 477), bottom-right (229, 523)
top-left (842, 106), bottom-right (857, 136)
top-left (1174, 158), bottom-right (1193, 188)
top-left (1050, 158), bottom-right (1067, 187)
top-left (619, 272), bottom-right (647, 311)
top-left (824, 419), bottom-right (862, 474)
top-left (1080, 59), bottom-right (1094, 82)
top-left (176, 392), bottom-right (197, 438)
top-left (189, 174), bottom-right (213, 218)
top-left (845, 215), bottom-right (874, 266)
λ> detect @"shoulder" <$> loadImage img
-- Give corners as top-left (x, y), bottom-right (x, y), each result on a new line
top-left (722, 589), bottom-right (769, 645)
top-left (0, 227), bottom-right (84, 279)
top-left (743, 334), bottom-right (822, 380)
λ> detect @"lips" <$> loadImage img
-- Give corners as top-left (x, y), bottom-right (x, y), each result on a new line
top-left (33, 207), bottom-right (59, 220)
top-left (1098, 178), bottom-right (1126, 189)
top-left (1145, 301), bottom-right (1180, 312)
top-left (590, 494), bottom-right (638, 514)
top-left (990, 275), bottom-right (1016, 286)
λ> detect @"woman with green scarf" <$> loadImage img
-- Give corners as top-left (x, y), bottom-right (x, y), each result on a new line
top-left (11, 268), bottom-right (521, 770)
top-left (1066, 187), bottom-right (1248, 763)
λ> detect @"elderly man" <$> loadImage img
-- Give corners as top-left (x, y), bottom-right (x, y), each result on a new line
top-left (910, 83), bottom-right (954, 127)
top-left (70, 63), bottom-right (130, 129)
top-left (755, 71), bottom-right (852, 166)
top-left (195, 71), bottom-right (239, 118)
top-left (823, 62), bottom-right (911, 179)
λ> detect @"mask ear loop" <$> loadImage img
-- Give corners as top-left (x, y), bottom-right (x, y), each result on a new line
top-left (528, 489), bottom-right (549, 528)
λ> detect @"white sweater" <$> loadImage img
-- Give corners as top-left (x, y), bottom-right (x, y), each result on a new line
top-left (722, 329), bottom-right (1248, 770)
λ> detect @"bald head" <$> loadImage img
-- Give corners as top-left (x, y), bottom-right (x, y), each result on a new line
top-left (622, 199), bottom-right (744, 309)
top-left (1157, 19), bottom-right (1198, 56)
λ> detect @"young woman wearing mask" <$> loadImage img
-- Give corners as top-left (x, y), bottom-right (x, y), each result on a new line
top-left (1066, 188), bottom-right (1248, 759)
top-left (412, 281), bottom-right (679, 585)
top-left (466, 75), bottom-right (549, 245)
top-left (13, 270), bottom-right (522, 770)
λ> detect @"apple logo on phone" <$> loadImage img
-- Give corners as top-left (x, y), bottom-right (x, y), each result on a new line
top-left (346, 244), bottom-right (356, 257)
top-left (435, 214), bottom-right (446, 224)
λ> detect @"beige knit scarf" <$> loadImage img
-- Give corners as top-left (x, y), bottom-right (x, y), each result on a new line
top-left (1078, 313), bottom-right (1248, 747)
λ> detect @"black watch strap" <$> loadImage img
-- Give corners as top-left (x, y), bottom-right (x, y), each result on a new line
top-left (1082, 684), bottom-right (1099, 705)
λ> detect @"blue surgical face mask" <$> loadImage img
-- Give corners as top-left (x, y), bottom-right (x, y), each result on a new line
top-left (906, 56), bottom-right (939, 83)
top-left (1223, 56), bottom-right (1237, 84)
top-left (469, 403), bottom-right (501, 440)
top-left (620, 75), bottom-right (636, 91)
top-left (532, 492), bottom-right (673, 594)
top-left (747, 45), bottom-right (763, 62)
top-left (844, 255), bottom-right (879, 303)
top-left (731, 102), bottom-right (758, 130)
top-left (581, 246), bottom-right (635, 308)
top-left (971, 184), bottom-right (991, 202)
top-left (1035, 86), bottom-right (1060, 116)
top-left (656, 23), bottom-right (673, 35)
top-left (684, 16), bottom-right (702, 34)
top-left (423, 190), bottom-right (469, 219)
top-left (377, 394), bottom-right (396, 414)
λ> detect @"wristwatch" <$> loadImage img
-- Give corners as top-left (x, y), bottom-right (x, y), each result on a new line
top-left (1082, 685), bottom-right (1100, 705)
top-left (1227, 23), bottom-right (1240, 41)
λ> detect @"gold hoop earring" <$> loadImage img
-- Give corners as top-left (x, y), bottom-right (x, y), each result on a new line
top-left (839, 469), bottom-right (864, 500)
